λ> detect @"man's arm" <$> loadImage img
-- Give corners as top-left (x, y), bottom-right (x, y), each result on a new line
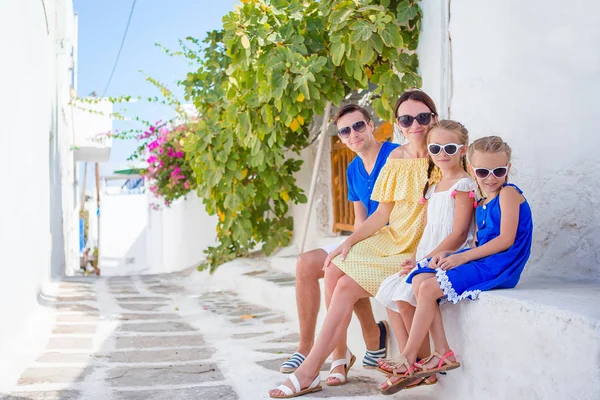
top-left (353, 201), bottom-right (367, 231)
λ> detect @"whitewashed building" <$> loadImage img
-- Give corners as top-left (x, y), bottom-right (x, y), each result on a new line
top-left (0, 0), bottom-right (112, 387)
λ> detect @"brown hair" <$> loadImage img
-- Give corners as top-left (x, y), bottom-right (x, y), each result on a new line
top-left (332, 104), bottom-right (371, 126)
top-left (393, 89), bottom-right (438, 120)
top-left (422, 120), bottom-right (470, 198)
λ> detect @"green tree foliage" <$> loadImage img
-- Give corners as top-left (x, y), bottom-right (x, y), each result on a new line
top-left (177, 0), bottom-right (422, 271)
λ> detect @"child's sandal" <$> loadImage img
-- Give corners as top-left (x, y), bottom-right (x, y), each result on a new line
top-left (414, 350), bottom-right (461, 378)
top-left (379, 354), bottom-right (418, 395)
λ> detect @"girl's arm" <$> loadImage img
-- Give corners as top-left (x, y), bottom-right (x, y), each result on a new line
top-left (438, 186), bottom-right (522, 270)
top-left (424, 191), bottom-right (475, 258)
top-left (324, 201), bottom-right (394, 267)
top-left (353, 202), bottom-right (368, 231)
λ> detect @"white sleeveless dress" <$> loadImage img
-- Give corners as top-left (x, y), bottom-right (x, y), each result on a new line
top-left (375, 177), bottom-right (478, 309)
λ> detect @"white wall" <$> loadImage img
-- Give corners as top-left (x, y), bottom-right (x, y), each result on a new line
top-left (418, 0), bottom-right (600, 280)
top-left (0, 0), bottom-right (78, 387)
top-left (99, 190), bottom-right (218, 276)
top-left (99, 193), bottom-right (148, 275)
top-left (146, 192), bottom-right (219, 274)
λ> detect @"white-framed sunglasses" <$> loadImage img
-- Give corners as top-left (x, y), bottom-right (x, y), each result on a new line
top-left (427, 143), bottom-right (464, 156)
top-left (472, 165), bottom-right (509, 179)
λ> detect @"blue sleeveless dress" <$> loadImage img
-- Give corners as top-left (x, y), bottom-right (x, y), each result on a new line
top-left (407, 183), bottom-right (533, 304)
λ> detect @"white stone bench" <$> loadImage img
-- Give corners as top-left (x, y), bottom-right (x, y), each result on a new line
top-left (208, 254), bottom-right (600, 399)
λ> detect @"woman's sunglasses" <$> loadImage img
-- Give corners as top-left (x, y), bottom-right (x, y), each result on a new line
top-left (396, 112), bottom-right (435, 128)
top-left (428, 143), bottom-right (464, 156)
top-left (337, 120), bottom-right (367, 138)
top-left (473, 165), bottom-right (509, 179)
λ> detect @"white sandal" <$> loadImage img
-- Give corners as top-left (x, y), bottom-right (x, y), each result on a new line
top-left (326, 348), bottom-right (355, 386)
top-left (270, 372), bottom-right (322, 398)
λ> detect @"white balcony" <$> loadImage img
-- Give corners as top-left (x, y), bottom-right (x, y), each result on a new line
top-left (72, 98), bottom-right (113, 162)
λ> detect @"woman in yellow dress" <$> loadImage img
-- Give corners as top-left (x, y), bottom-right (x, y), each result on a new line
top-left (269, 90), bottom-right (438, 398)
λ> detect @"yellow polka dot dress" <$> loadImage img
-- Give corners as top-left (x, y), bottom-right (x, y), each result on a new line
top-left (332, 158), bottom-right (429, 296)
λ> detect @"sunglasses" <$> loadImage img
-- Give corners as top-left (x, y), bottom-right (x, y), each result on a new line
top-left (337, 120), bottom-right (367, 138)
top-left (428, 143), bottom-right (464, 156)
top-left (473, 165), bottom-right (509, 179)
top-left (396, 112), bottom-right (435, 128)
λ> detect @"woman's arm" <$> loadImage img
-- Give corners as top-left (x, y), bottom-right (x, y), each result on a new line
top-left (353, 202), bottom-right (368, 231)
top-left (424, 191), bottom-right (475, 258)
top-left (438, 186), bottom-right (522, 270)
top-left (324, 201), bottom-right (394, 267)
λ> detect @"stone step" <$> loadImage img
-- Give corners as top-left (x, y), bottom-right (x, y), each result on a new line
top-left (205, 250), bottom-right (600, 399)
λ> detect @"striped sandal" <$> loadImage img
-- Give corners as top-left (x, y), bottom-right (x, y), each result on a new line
top-left (280, 352), bottom-right (306, 374)
top-left (269, 372), bottom-right (322, 398)
top-left (363, 321), bottom-right (389, 369)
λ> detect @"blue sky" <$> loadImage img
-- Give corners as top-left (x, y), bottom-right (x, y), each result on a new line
top-left (74, 0), bottom-right (237, 177)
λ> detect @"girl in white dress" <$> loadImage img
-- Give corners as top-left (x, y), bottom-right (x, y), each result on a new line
top-left (375, 120), bottom-right (477, 388)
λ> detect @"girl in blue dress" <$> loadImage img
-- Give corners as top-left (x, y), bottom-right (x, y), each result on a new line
top-left (378, 136), bottom-right (533, 394)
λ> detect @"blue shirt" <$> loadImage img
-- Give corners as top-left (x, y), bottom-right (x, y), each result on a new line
top-left (347, 141), bottom-right (399, 217)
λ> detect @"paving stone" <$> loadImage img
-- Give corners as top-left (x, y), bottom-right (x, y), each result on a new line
top-left (107, 347), bottom-right (214, 363)
top-left (270, 333), bottom-right (300, 343)
top-left (114, 334), bottom-right (205, 349)
top-left (232, 331), bottom-right (273, 339)
top-left (146, 285), bottom-right (185, 294)
top-left (309, 376), bottom-right (381, 397)
top-left (56, 314), bottom-right (99, 323)
top-left (47, 337), bottom-right (94, 350)
top-left (56, 296), bottom-right (96, 302)
top-left (227, 307), bottom-right (271, 316)
top-left (116, 296), bottom-right (170, 303)
top-left (55, 304), bottom-right (98, 312)
top-left (110, 290), bottom-right (140, 296)
top-left (105, 364), bottom-right (223, 387)
top-left (242, 270), bottom-right (267, 277)
top-left (36, 352), bottom-right (97, 364)
top-left (17, 367), bottom-right (93, 385)
top-left (118, 303), bottom-right (166, 311)
top-left (113, 386), bottom-right (238, 400)
top-left (117, 321), bottom-right (195, 333)
top-left (265, 277), bottom-right (296, 284)
top-left (119, 313), bottom-right (181, 321)
top-left (2, 390), bottom-right (81, 400)
top-left (255, 346), bottom-right (298, 355)
top-left (263, 315), bottom-right (287, 324)
top-left (59, 283), bottom-right (93, 289)
top-left (53, 324), bottom-right (97, 334)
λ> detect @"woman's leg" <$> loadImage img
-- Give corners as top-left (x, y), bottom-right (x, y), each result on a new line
top-left (269, 273), bottom-right (370, 397)
top-left (323, 265), bottom-right (350, 384)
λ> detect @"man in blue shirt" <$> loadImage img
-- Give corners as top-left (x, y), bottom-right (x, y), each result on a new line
top-left (281, 104), bottom-right (399, 383)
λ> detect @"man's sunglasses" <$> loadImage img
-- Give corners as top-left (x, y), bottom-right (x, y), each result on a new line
top-left (396, 112), bottom-right (435, 128)
top-left (428, 143), bottom-right (464, 156)
top-left (473, 166), bottom-right (509, 179)
top-left (338, 120), bottom-right (367, 138)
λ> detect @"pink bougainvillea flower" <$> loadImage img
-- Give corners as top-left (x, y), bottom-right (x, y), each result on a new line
top-left (147, 155), bottom-right (158, 164)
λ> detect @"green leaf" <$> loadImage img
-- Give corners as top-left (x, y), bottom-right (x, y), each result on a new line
top-left (349, 20), bottom-right (376, 44)
top-left (331, 41), bottom-right (345, 66)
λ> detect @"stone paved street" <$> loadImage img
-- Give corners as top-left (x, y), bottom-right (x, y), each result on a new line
top-left (1, 266), bottom-right (435, 400)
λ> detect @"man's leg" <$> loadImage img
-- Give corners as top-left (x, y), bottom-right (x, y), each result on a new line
top-left (353, 298), bottom-right (381, 351)
top-left (294, 249), bottom-right (326, 356)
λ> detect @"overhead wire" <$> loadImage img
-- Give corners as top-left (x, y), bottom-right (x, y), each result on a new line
top-left (101, 0), bottom-right (138, 97)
